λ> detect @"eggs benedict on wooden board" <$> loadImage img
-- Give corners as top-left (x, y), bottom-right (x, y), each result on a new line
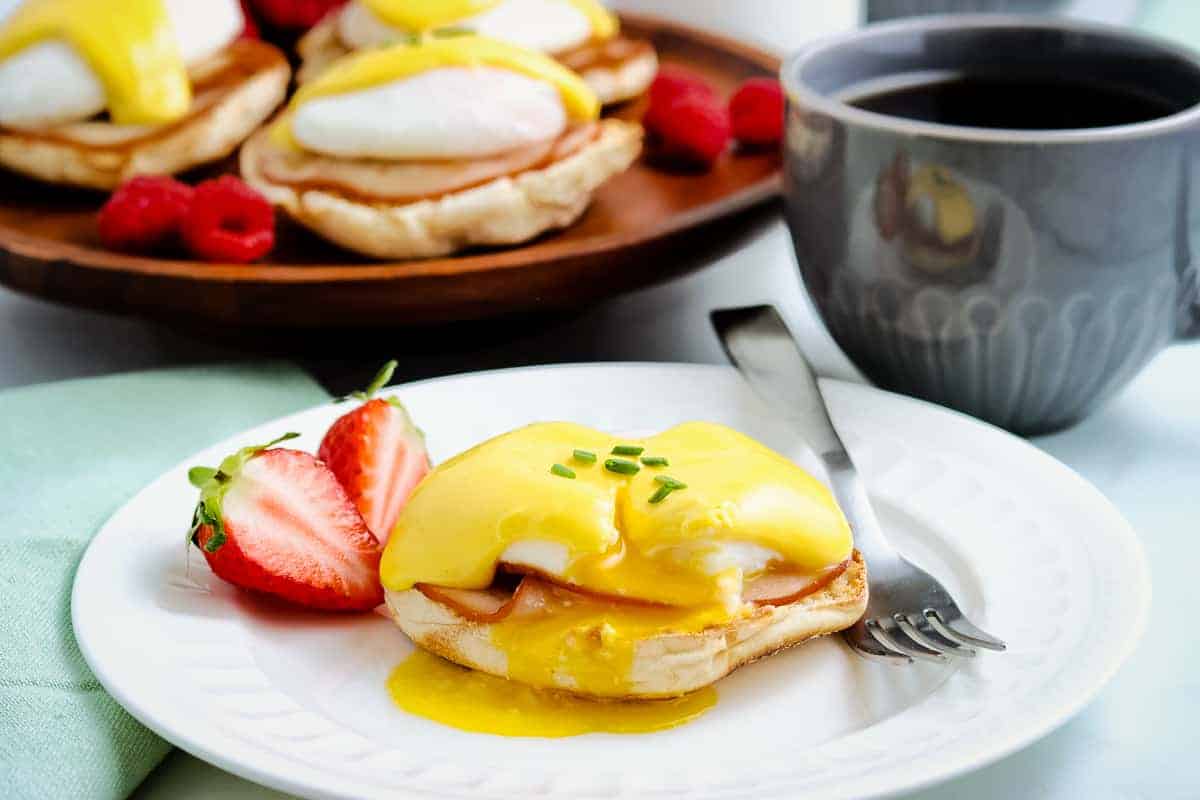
top-left (0, 0), bottom-right (289, 190)
top-left (296, 0), bottom-right (657, 106)
top-left (382, 421), bottom-right (868, 699)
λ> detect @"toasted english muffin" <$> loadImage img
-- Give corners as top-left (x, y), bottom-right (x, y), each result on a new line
top-left (240, 117), bottom-right (642, 259)
top-left (387, 551), bottom-right (867, 700)
top-left (296, 15), bottom-right (656, 105)
top-left (0, 40), bottom-right (289, 191)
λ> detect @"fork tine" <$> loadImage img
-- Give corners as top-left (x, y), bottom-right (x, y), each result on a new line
top-left (926, 610), bottom-right (1007, 651)
top-left (867, 619), bottom-right (948, 663)
top-left (843, 621), bottom-right (913, 664)
top-left (896, 614), bottom-right (976, 658)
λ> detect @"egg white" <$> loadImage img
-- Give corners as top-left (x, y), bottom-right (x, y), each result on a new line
top-left (291, 66), bottom-right (568, 160)
top-left (339, 0), bottom-right (595, 55)
top-left (0, 0), bottom-right (244, 128)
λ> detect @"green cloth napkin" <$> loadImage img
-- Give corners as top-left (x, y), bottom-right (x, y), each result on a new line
top-left (0, 363), bottom-right (328, 800)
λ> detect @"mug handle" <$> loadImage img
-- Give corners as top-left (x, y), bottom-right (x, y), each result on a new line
top-left (1180, 281), bottom-right (1200, 340)
top-left (1175, 158), bottom-right (1200, 340)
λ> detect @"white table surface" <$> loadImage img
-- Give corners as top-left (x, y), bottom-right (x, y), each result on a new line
top-left (3, 2), bottom-right (1197, 798)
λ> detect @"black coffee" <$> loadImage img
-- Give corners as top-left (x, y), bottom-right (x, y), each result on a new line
top-left (846, 75), bottom-right (1183, 130)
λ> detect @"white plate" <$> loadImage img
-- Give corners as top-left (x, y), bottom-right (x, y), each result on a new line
top-left (73, 363), bottom-right (1149, 800)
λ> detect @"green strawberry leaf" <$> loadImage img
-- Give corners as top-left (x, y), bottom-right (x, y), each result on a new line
top-left (188, 466), bottom-right (218, 488)
top-left (340, 360), bottom-right (398, 403)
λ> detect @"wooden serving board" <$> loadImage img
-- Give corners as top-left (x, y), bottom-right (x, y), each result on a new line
top-left (0, 14), bottom-right (781, 328)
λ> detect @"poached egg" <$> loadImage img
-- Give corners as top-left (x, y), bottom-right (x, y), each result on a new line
top-left (0, 0), bottom-right (244, 128)
top-left (275, 35), bottom-right (600, 160)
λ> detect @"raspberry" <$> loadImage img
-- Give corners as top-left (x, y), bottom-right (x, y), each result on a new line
top-left (730, 78), bottom-right (785, 146)
top-left (239, 0), bottom-right (260, 39)
top-left (182, 176), bottom-right (275, 263)
top-left (649, 66), bottom-right (717, 108)
top-left (97, 176), bottom-right (193, 254)
top-left (645, 94), bottom-right (732, 168)
top-left (247, 0), bottom-right (347, 29)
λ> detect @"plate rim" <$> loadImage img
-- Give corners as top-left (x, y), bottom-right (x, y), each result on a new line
top-left (72, 362), bottom-right (1151, 800)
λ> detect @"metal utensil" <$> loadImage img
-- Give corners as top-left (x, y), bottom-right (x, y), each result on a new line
top-left (711, 304), bottom-right (1005, 663)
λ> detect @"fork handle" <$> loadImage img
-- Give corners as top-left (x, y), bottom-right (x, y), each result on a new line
top-left (711, 305), bottom-right (901, 565)
top-left (711, 306), bottom-right (846, 459)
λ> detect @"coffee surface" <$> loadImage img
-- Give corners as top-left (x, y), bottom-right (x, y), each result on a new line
top-left (847, 75), bottom-right (1183, 130)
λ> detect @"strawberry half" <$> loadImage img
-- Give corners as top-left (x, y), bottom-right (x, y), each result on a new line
top-left (318, 361), bottom-right (431, 545)
top-left (189, 433), bottom-right (384, 611)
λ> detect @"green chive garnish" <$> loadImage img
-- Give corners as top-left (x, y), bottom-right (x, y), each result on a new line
top-left (604, 458), bottom-right (641, 475)
top-left (654, 475), bottom-right (687, 490)
top-left (612, 444), bottom-right (644, 456)
top-left (573, 449), bottom-right (597, 464)
top-left (649, 485), bottom-right (674, 504)
top-left (640, 456), bottom-right (669, 467)
top-left (550, 463), bottom-right (576, 479)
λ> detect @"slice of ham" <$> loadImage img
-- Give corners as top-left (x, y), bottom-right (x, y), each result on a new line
top-left (259, 122), bottom-right (599, 204)
top-left (499, 561), bottom-right (674, 609)
top-left (417, 557), bottom-right (855, 623)
top-left (743, 559), bottom-right (851, 607)
top-left (417, 576), bottom-right (550, 623)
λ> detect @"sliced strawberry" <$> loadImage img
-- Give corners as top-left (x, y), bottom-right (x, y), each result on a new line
top-left (318, 361), bottom-right (430, 544)
top-left (743, 558), bottom-right (851, 607)
top-left (189, 434), bottom-right (384, 611)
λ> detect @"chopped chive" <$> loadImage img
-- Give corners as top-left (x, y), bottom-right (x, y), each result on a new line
top-left (611, 444), bottom-right (644, 456)
top-left (654, 475), bottom-right (687, 490)
top-left (649, 485), bottom-right (674, 504)
top-left (640, 456), bottom-right (669, 467)
top-left (604, 458), bottom-right (641, 475)
top-left (550, 463), bottom-right (576, 479)
top-left (573, 449), bottom-right (597, 464)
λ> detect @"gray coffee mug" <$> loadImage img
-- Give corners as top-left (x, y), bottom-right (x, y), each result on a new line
top-left (782, 15), bottom-right (1200, 434)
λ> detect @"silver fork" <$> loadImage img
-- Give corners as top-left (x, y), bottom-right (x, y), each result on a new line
top-left (711, 305), bottom-right (1005, 663)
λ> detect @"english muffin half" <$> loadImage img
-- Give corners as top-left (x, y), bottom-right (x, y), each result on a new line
top-left (387, 552), bottom-right (868, 699)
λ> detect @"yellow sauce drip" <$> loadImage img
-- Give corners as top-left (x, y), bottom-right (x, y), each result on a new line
top-left (381, 421), bottom-right (852, 608)
top-left (491, 590), bottom-right (730, 696)
top-left (564, 0), bottom-right (619, 40)
top-left (361, 0), bottom-right (502, 32)
top-left (272, 35), bottom-right (599, 150)
top-left (906, 165), bottom-right (976, 244)
top-left (361, 0), bottom-right (617, 40)
top-left (0, 0), bottom-right (191, 125)
top-left (388, 649), bottom-right (716, 736)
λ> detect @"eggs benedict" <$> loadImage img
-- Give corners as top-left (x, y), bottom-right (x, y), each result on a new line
top-left (240, 34), bottom-right (642, 259)
top-left (0, 0), bottom-right (290, 190)
top-left (382, 421), bottom-right (867, 699)
top-left (296, 0), bottom-right (657, 106)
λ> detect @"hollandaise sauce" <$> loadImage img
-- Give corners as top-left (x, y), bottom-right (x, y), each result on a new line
top-left (0, 0), bottom-right (191, 125)
top-left (388, 649), bottom-right (716, 737)
top-left (362, 0), bottom-right (502, 32)
top-left (382, 422), bottom-right (852, 608)
top-left (361, 0), bottom-right (618, 41)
